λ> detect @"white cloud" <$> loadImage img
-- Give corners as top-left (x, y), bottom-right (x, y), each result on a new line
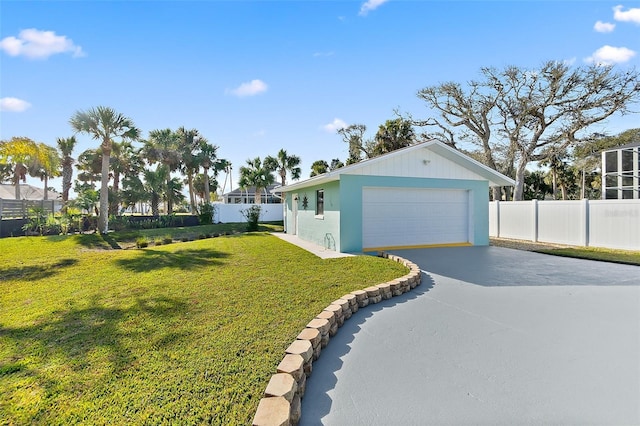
top-left (594, 21), bottom-right (616, 33)
top-left (613, 5), bottom-right (640, 24)
top-left (585, 45), bottom-right (636, 65)
top-left (359, 0), bottom-right (389, 16)
top-left (0, 97), bottom-right (32, 112)
top-left (323, 118), bottom-right (347, 133)
top-left (227, 79), bottom-right (268, 97)
top-left (0, 28), bottom-right (85, 59)
top-left (563, 57), bottom-right (577, 66)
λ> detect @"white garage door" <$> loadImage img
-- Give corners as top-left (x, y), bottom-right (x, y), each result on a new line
top-left (362, 187), bottom-right (470, 250)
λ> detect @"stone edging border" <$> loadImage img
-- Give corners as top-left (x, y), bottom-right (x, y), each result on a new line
top-left (252, 252), bottom-right (422, 426)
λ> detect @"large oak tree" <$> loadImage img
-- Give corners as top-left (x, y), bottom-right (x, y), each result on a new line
top-left (415, 61), bottom-right (640, 200)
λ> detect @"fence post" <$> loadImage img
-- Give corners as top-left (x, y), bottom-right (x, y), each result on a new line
top-left (495, 200), bottom-right (500, 238)
top-left (22, 200), bottom-right (26, 218)
top-left (532, 199), bottom-right (538, 242)
top-left (582, 198), bottom-right (590, 247)
top-left (0, 198), bottom-right (3, 220)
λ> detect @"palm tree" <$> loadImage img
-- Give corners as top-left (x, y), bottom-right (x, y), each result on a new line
top-left (265, 149), bottom-right (301, 187)
top-left (372, 118), bottom-right (416, 156)
top-left (310, 160), bottom-right (329, 177)
top-left (142, 166), bottom-right (168, 216)
top-left (0, 137), bottom-right (48, 199)
top-left (238, 157), bottom-right (275, 204)
top-left (198, 140), bottom-right (219, 204)
top-left (109, 141), bottom-right (142, 215)
top-left (75, 149), bottom-right (102, 188)
top-left (142, 129), bottom-right (181, 214)
top-left (165, 176), bottom-right (185, 212)
top-left (177, 127), bottom-right (204, 214)
top-left (121, 175), bottom-right (147, 214)
top-left (56, 136), bottom-right (77, 206)
top-left (70, 106), bottom-right (139, 233)
top-left (28, 143), bottom-right (61, 200)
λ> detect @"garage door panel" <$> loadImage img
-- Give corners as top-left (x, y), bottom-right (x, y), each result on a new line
top-left (362, 187), bottom-right (469, 249)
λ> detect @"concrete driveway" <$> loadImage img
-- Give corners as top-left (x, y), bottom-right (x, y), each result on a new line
top-left (300, 246), bottom-right (640, 425)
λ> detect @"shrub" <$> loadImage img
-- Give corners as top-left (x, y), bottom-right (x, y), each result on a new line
top-left (240, 205), bottom-right (262, 232)
top-left (198, 203), bottom-right (215, 225)
top-left (136, 237), bottom-right (149, 248)
top-left (163, 236), bottom-right (173, 245)
top-left (153, 239), bottom-right (163, 246)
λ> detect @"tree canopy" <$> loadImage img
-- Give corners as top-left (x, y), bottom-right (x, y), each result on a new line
top-left (414, 61), bottom-right (640, 200)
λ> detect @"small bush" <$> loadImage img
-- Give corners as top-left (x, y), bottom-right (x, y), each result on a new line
top-left (198, 203), bottom-right (215, 225)
top-left (240, 205), bottom-right (262, 232)
top-left (198, 234), bottom-right (206, 239)
top-left (136, 237), bottom-right (149, 248)
top-left (153, 239), bottom-right (163, 246)
top-left (163, 236), bottom-right (173, 245)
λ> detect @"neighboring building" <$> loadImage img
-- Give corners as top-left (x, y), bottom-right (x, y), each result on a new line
top-left (0, 183), bottom-right (61, 201)
top-left (601, 141), bottom-right (640, 199)
top-left (222, 184), bottom-right (282, 204)
top-left (0, 183), bottom-right (63, 219)
top-left (275, 140), bottom-right (514, 254)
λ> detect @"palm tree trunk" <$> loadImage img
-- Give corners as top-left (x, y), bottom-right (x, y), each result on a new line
top-left (203, 167), bottom-right (210, 204)
top-left (13, 163), bottom-right (24, 200)
top-left (166, 177), bottom-right (173, 214)
top-left (187, 172), bottom-right (196, 213)
top-left (254, 187), bottom-right (262, 204)
top-left (98, 151), bottom-right (110, 233)
top-left (43, 174), bottom-right (49, 200)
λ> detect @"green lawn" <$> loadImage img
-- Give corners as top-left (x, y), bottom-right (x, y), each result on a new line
top-left (0, 229), bottom-right (408, 425)
top-left (534, 246), bottom-right (640, 266)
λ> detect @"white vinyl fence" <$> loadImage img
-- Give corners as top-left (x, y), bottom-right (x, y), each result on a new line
top-left (489, 199), bottom-right (640, 251)
top-left (213, 203), bottom-right (284, 224)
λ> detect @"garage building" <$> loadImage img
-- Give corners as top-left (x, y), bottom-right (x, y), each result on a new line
top-left (275, 141), bottom-right (514, 253)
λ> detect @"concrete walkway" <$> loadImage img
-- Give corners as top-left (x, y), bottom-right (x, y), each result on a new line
top-left (300, 246), bottom-right (640, 425)
top-left (271, 233), bottom-right (354, 259)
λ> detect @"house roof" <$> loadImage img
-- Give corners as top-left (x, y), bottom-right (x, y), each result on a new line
top-left (223, 184), bottom-right (281, 197)
top-left (0, 183), bottom-right (62, 200)
top-left (603, 140), bottom-right (640, 151)
top-left (274, 140), bottom-right (515, 193)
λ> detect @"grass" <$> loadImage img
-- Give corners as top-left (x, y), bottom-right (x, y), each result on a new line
top-left (0, 227), bottom-right (408, 425)
top-left (534, 246), bottom-right (640, 266)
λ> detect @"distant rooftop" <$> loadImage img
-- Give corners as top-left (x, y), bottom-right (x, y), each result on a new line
top-left (0, 183), bottom-right (62, 200)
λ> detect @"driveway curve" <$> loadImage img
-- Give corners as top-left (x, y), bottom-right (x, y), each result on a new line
top-left (300, 246), bottom-right (640, 425)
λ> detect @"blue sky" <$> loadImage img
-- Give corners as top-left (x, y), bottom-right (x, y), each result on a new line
top-left (1, 0), bottom-right (639, 195)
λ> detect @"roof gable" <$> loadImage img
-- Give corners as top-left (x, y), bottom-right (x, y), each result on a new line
top-left (276, 140), bottom-right (514, 192)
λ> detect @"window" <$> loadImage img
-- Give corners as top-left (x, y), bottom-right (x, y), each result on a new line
top-left (605, 151), bottom-right (617, 173)
top-left (316, 189), bottom-right (324, 216)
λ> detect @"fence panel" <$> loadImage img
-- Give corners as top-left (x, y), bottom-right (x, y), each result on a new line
top-left (214, 203), bottom-right (283, 224)
top-left (537, 200), bottom-right (586, 246)
top-left (0, 199), bottom-right (61, 219)
top-left (490, 199), bottom-right (640, 250)
top-left (589, 200), bottom-right (640, 251)
top-left (494, 201), bottom-right (535, 241)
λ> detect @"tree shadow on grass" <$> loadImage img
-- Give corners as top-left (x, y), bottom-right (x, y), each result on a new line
top-left (71, 234), bottom-right (115, 250)
top-left (0, 295), bottom-right (190, 400)
top-left (115, 248), bottom-right (230, 272)
top-left (0, 258), bottom-right (78, 282)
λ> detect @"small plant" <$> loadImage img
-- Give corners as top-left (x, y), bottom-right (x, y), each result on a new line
top-left (198, 202), bottom-right (215, 225)
top-left (153, 239), bottom-right (163, 246)
top-left (163, 236), bottom-right (173, 244)
top-left (198, 234), bottom-right (206, 239)
top-left (22, 208), bottom-right (50, 236)
top-left (240, 205), bottom-right (262, 231)
top-left (136, 237), bottom-right (149, 248)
